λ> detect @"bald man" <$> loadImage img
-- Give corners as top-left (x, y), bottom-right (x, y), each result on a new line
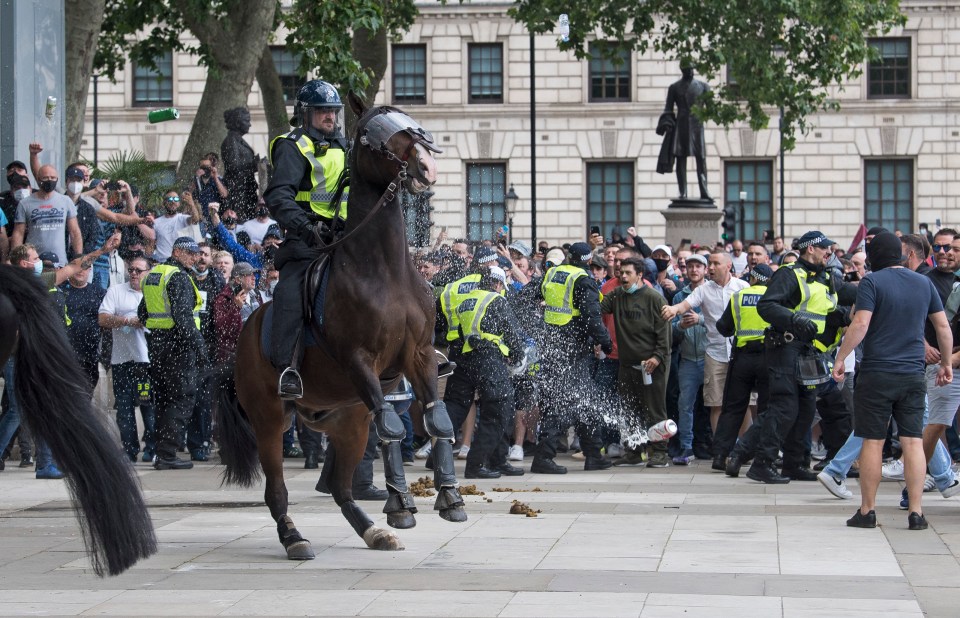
top-left (11, 164), bottom-right (81, 264)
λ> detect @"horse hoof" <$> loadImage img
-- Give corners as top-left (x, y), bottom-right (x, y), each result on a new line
top-left (285, 540), bottom-right (315, 560)
top-left (363, 526), bottom-right (405, 551)
top-left (439, 506), bottom-right (468, 523)
top-left (386, 509), bottom-right (417, 530)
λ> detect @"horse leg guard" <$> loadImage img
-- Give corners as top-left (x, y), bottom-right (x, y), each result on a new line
top-left (380, 439), bottom-right (417, 529)
top-left (383, 492), bottom-right (418, 530)
top-left (373, 402), bottom-right (406, 442)
top-left (341, 500), bottom-right (375, 538)
top-left (423, 400), bottom-right (455, 441)
top-left (277, 514), bottom-right (315, 560)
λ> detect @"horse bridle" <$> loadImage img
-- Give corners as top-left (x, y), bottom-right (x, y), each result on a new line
top-left (317, 108), bottom-right (441, 254)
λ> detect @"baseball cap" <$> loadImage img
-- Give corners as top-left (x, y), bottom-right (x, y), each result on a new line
top-left (263, 224), bottom-right (283, 240)
top-left (651, 244), bottom-right (673, 258)
top-left (38, 251), bottom-right (60, 266)
top-left (233, 262), bottom-right (257, 277)
top-left (5, 160), bottom-right (26, 172)
top-left (65, 168), bottom-right (85, 180)
top-left (686, 254), bottom-right (708, 266)
top-left (590, 253), bottom-right (608, 269)
top-left (796, 231), bottom-right (835, 249)
top-left (544, 248), bottom-right (565, 266)
top-left (172, 236), bottom-right (202, 253)
top-left (508, 240), bottom-right (532, 257)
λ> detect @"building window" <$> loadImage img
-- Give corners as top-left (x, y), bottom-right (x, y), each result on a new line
top-left (392, 45), bottom-right (427, 104)
top-left (466, 163), bottom-right (506, 241)
top-left (586, 162), bottom-right (634, 237)
top-left (271, 47), bottom-right (304, 103)
top-left (468, 44), bottom-right (503, 103)
top-left (132, 52), bottom-right (173, 107)
top-left (865, 159), bottom-right (913, 233)
top-left (401, 190), bottom-right (434, 247)
top-left (868, 38), bottom-right (910, 99)
top-left (589, 42), bottom-right (630, 102)
top-left (725, 161), bottom-right (774, 242)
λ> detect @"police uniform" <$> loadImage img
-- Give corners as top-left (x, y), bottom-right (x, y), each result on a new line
top-left (713, 267), bottom-right (773, 465)
top-left (263, 80), bottom-right (349, 398)
top-left (443, 276), bottom-right (526, 478)
top-left (742, 232), bottom-right (856, 483)
top-left (532, 244), bottom-right (614, 474)
top-left (138, 238), bottom-right (206, 469)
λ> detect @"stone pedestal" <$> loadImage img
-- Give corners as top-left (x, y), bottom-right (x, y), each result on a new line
top-left (661, 201), bottom-right (722, 249)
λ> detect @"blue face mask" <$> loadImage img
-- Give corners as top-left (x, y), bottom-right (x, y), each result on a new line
top-left (625, 283), bottom-right (640, 294)
top-left (33, 260), bottom-right (43, 276)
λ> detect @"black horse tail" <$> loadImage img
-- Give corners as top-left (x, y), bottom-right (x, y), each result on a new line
top-left (0, 266), bottom-right (156, 576)
top-left (212, 356), bottom-right (261, 487)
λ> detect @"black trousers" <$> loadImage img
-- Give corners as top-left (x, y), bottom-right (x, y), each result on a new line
top-left (148, 333), bottom-right (199, 460)
top-left (321, 420), bottom-right (376, 489)
top-left (270, 238), bottom-right (321, 369)
top-left (713, 346), bottom-right (768, 458)
top-left (444, 347), bottom-right (515, 469)
top-left (535, 347), bottom-right (602, 461)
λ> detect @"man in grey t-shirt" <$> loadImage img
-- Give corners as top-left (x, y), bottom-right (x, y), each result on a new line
top-left (11, 164), bottom-right (81, 264)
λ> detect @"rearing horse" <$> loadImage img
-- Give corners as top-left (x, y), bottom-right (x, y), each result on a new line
top-left (216, 93), bottom-right (466, 559)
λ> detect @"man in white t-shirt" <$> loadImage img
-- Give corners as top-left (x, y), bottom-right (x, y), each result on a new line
top-left (98, 256), bottom-right (156, 462)
top-left (152, 189), bottom-right (201, 262)
top-left (662, 250), bottom-right (749, 433)
top-left (236, 198), bottom-right (277, 247)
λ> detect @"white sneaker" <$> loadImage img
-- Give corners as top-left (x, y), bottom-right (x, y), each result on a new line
top-left (941, 479), bottom-right (960, 499)
top-left (415, 442), bottom-right (432, 460)
top-left (881, 459), bottom-right (904, 481)
top-left (924, 474), bottom-right (936, 492)
top-left (508, 445), bottom-right (524, 461)
top-left (606, 443), bottom-right (623, 458)
top-left (817, 470), bottom-right (853, 499)
top-left (457, 445), bottom-right (470, 460)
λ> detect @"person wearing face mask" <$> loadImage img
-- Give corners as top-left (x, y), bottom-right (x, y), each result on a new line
top-left (61, 262), bottom-right (107, 391)
top-left (650, 244), bottom-right (678, 301)
top-left (152, 189), bottom-right (202, 263)
top-left (2, 161), bottom-right (31, 237)
top-left (237, 199), bottom-right (278, 246)
top-left (10, 164), bottom-right (82, 265)
top-left (601, 257), bottom-right (672, 467)
top-left (259, 263), bottom-right (280, 302)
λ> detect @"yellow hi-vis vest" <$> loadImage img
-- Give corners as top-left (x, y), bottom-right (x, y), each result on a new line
top-left (142, 264), bottom-right (202, 330)
top-left (269, 130), bottom-right (348, 220)
top-left (439, 273), bottom-right (482, 342)
top-left (457, 289), bottom-right (510, 356)
top-left (542, 265), bottom-right (586, 326)
top-left (49, 286), bottom-right (71, 326)
top-left (785, 263), bottom-right (838, 351)
top-left (730, 285), bottom-right (770, 347)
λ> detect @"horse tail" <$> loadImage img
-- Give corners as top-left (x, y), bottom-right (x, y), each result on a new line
top-left (212, 356), bottom-right (261, 487)
top-left (0, 266), bottom-right (156, 577)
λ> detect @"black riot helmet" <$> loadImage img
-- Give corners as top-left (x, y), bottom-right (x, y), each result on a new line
top-left (292, 79), bottom-right (344, 139)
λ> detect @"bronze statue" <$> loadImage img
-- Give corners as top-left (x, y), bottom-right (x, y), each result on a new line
top-left (657, 65), bottom-right (712, 202)
top-left (221, 107), bottom-right (261, 220)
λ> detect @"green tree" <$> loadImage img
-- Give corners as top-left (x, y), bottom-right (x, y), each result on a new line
top-left (512, 0), bottom-right (905, 148)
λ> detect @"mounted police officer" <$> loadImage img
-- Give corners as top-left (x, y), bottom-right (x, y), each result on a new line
top-left (532, 242), bottom-right (614, 474)
top-left (743, 231), bottom-right (857, 484)
top-left (138, 236), bottom-right (207, 470)
top-left (264, 79), bottom-right (349, 400)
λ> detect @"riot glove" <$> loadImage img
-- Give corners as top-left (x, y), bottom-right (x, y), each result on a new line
top-left (789, 314), bottom-right (818, 342)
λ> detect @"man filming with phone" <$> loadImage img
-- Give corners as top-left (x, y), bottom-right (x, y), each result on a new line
top-left (193, 153), bottom-right (229, 223)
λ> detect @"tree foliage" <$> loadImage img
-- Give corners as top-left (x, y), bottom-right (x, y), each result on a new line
top-left (512, 0), bottom-right (906, 148)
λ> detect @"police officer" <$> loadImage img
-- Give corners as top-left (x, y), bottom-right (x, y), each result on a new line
top-left (743, 231), bottom-right (857, 484)
top-left (713, 264), bottom-right (773, 471)
top-left (532, 242), bottom-right (614, 474)
top-left (264, 79), bottom-right (349, 399)
top-left (444, 266), bottom-right (527, 478)
top-left (138, 236), bottom-right (207, 470)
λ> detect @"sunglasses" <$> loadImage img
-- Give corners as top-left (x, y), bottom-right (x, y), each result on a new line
top-left (165, 196), bottom-right (180, 202)
top-left (127, 268), bottom-right (148, 274)
top-left (933, 244), bottom-right (951, 253)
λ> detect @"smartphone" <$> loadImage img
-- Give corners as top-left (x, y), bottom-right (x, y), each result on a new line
top-left (679, 238), bottom-right (692, 249)
top-left (231, 283), bottom-right (243, 296)
top-left (590, 226), bottom-right (601, 235)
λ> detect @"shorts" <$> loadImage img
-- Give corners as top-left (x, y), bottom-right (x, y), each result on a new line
top-left (513, 376), bottom-right (536, 411)
top-left (854, 370), bottom-right (926, 440)
top-left (703, 355), bottom-right (728, 408)
top-left (925, 364), bottom-right (960, 426)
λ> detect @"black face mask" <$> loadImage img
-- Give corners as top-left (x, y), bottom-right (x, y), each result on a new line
top-left (653, 258), bottom-right (670, 273)
top-left (39, 179), bottom-right (57, 193)
top-left (255, 207), bottom-right (269, 218)
top-left (6, 173), bottom-right (18, 186)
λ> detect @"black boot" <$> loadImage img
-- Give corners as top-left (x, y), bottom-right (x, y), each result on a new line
top-left (464, 465), bottom-right (501, 479)
top-left (725, 452), bottom-right (745, 478)
top-left (712, 454), bottom-right (727, 472)
top-left (495, 462), bottom-right (525, 476)
top-left (584, 456), bottom-right (614, 471)
top-left (352, 485), bottom-right (389, 501)
top-left (304, 450), bottom-right (319, 469)
top-left (278, 366), bottom-right (304, 400)
top-left (531, 457), bottom-right (567, 474)
top-left (746, 460), bottom-right (790, 484)
top-left (782, 466), bottom-right (818, 481)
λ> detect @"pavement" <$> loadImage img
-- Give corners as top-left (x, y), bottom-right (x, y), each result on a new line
top-left (1, 453), bottom-right (958, 617)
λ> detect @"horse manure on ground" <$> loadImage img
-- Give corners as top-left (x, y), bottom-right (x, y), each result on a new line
top-left (458, 484), bottom-right (485, 496)
top-left (410, 476), bottom-right (435, 497)
top-left (509, 500), bottom-right (541, 517)
top-left (492, 487), bottom-right (544, 493)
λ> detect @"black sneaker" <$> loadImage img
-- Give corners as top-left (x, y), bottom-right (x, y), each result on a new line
top-left (846, 509), bottom-right (877, 528)
top-left (908, 511), bottom-right (928, 530)
top-left (154, 456), bottom-right (194, 470)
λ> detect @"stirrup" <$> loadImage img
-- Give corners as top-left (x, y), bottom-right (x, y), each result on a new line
top-left (278, 367), bottom-right (304, 400)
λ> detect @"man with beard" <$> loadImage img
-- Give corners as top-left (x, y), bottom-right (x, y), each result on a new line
top-left (152, 189), bottom-right (202, 263)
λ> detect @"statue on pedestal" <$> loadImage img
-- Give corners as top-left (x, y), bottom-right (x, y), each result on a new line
top-left (221, 107), bottom-right (261, 220)
top-left (656, 64), bottom-right (712, 203)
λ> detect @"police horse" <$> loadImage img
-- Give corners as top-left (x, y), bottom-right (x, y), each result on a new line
top-left (216, 93), bottom-right (466, 559)
top-left (0, 265), bottom-right (157, 576)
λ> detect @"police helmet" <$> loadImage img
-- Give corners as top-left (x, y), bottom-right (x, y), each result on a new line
top-left (292, 80), bottom-right (344, 135)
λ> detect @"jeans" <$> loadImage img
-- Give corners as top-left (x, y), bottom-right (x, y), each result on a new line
top-left (676, 357), bottom-right (704, 452)
top-left (1, 357), bottom-right (54, 469)
top-left (112, 362), bottom-right (156, 459)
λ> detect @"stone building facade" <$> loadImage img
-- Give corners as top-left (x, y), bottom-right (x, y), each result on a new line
top-left (81, 0), bottom-right (959, 248)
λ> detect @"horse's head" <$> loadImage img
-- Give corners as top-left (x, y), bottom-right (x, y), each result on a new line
top-left (349, 91), bottom-right (440, 195)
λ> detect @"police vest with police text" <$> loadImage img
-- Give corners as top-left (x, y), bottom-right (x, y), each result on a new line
top-left (784, 262), bottom-right (838, 350)
top-left (542, 265), bottom-right (587, 326)
top-left (269, 130), bottom-right (348, 220)
top-left (440, 273), bottom-right (482, 342)
top-left (457, 289), bottom-right (510, 356)
top-left (142, 264), bottom-right (203, 330)
top-left (730, 285), bottom-right (770, 347)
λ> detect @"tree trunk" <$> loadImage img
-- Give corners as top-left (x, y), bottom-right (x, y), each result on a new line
top-left (256, 45), bottom-right (291, 145)
top-left (173, 0), bottom-right (277, 185)
top-left (64, 0), bottom-right (107, 165)
top-left (347, 13), bottom-right (388, 136)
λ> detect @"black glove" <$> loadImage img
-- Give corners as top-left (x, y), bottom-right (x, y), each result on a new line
top-left (790, 314), bottom-right (817, 342)
top-left (600, 341), bottom-right (613, 355)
